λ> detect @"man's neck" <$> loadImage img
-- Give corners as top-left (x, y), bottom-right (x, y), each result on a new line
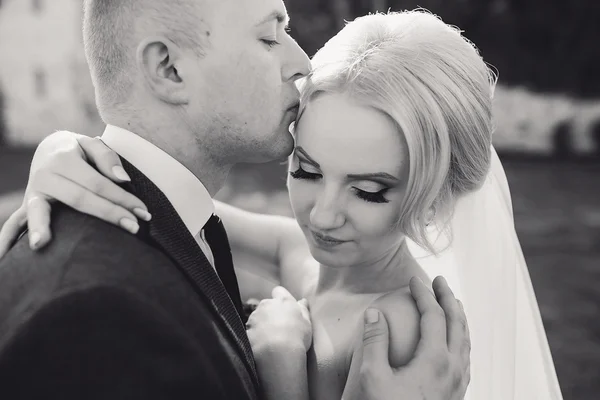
top-left (107, 118), bottom-right (231, 197)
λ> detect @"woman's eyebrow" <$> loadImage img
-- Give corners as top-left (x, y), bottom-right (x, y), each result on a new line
top-left (294, 146), bottom-right (320, 168)
top-left (347, 172), bottom-right (400, 182)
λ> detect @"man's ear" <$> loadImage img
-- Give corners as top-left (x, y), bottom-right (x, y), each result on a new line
top-left (136, 37), bottom-right (188, 105)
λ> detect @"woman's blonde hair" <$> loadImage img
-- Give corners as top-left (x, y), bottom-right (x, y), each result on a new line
top-left (297, 10), bottom-right (498, 253)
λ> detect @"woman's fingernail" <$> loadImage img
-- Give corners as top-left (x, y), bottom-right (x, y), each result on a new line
top-left (112, 166), bottom-right (131, 182)
top-left (119, 218), bottom-right (139, 234)
top-left (365, 308), bottom-right (380, 324)
top-left (29, 232), bottom-right (41, 249)
top-left (133, 208), bottom-right (152, 221)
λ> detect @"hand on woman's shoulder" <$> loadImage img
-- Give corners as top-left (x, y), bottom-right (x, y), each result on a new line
top-left (370, 286), bottom-right (422, 368)
top-left (342, 282), bottom-right (429, 400)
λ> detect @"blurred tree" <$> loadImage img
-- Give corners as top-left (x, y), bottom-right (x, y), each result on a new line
top-left (330, 0), bottom-right (352, 30)
top-left (0, 87), bottom-right (6, 147)
top-left (591, 120), bottom-right (600, 158)
top-left (285, 0), bottom-right (600, 98)
top-left (370, 0), bottom-right (388, 12)
top-left (551, 120), bottom-right (574, 160)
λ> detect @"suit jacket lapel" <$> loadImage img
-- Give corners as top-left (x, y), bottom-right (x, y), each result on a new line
top-left (120, 159), bottom-right (258, 387)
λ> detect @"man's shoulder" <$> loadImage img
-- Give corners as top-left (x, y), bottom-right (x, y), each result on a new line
top-left (44, 204), bottom-right (181, 286)
top-left (0, 281), bottom-right (249, 400)
top-left (0, 205), bottom-right (174, 326)
top-left (1, 204), bottom-right (161, 275)
top-left (48, 203), bottom-right (149, 254)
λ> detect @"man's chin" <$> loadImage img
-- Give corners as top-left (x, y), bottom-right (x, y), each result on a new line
top-left (243, 136), bottom-right (293, 164)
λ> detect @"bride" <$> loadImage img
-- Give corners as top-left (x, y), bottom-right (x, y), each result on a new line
top-left (0, 10), bottom-right (562, 400)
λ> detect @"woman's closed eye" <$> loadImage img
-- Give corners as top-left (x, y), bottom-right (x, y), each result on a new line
top-left (290, 166), bottom-right (390, 204)
top-left (289, 165), bottom-right (321, 180)
top-left (353, 187), bottom-right (390, 204)
top-left (261, 38), bottom-right (280, 48)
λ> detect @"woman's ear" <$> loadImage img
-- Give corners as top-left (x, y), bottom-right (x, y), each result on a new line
top-left (137, 36), bottom-right (189, 105)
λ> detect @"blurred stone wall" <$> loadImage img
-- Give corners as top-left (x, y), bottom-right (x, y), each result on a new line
top-left (0, 0), bottom-right (103, 146)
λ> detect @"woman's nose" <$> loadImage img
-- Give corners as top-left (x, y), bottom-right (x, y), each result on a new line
top-left (309, 191), bottom-right (345, 231)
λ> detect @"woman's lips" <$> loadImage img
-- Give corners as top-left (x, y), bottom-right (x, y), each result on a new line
top-left (309, 230), bottom-right (348, 248)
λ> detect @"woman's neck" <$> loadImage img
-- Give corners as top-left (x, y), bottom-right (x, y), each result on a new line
top-left (315, 238), bottom-right (417, 296)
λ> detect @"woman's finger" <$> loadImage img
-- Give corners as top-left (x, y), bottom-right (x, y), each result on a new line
top-left (297, 298), bottom-right (309, 309)
top-left (53, 161), bottom-right (150, 221)
top-left (35, 173), bottom-right (141, 234)
top-left (77, 135), bottom-right (130, 182)
top-left (297, 298), bottom-right (311, 322)
top-left (0, 207), bottom-right (28, 258)
top-left (271, 285), bottom-right (295, 301)
top-left (37, 146), bottom-right (150, 221)
top-left (26, 194), bottom-right (53, 250)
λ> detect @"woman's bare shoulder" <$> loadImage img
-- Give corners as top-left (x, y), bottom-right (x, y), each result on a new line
top-left (370, 286), bottom-right (421, 367)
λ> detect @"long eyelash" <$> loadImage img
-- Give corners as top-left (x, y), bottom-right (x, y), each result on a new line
top-left (262, 39), bottom-right (279, 48)
top-left (290, 167), bottom-right (388, 203)
top-left (289, 166), bottom-right (321, 180)
top-left (355, 188), bottom-right (390, 204)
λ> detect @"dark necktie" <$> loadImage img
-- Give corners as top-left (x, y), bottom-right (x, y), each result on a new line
top-left (203, 214), bottom-right (245, 319)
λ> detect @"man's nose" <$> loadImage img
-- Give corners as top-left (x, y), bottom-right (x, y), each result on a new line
top-left (282, 36), bottom-right (311, 82)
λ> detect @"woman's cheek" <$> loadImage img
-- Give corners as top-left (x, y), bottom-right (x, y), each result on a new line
top-left (351, 202), bottom-right (399, 238)
top-left (287, 180), bottom-right (313, 221)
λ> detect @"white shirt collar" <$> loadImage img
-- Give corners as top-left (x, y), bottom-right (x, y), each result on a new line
top-left (100, 124), bottom-right (214, 236)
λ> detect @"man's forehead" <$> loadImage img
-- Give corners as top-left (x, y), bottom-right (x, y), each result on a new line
top-left (251, 0), bottom-right (289, 26)
top-left (254, 10), bottom-right (289, 26)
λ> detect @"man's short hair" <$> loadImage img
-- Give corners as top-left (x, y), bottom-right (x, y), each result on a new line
top-left (83, 0), bottom-right (210, 113)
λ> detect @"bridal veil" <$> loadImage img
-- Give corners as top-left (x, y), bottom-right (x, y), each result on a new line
top-left (409, 146), bottom-right (564, 400)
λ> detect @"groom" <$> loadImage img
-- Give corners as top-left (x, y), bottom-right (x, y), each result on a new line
top-left (0, 0), bottom-right (470, 399)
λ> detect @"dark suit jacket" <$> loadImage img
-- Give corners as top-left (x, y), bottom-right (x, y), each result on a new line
top-left (0, 160), bottom-right (259, 399)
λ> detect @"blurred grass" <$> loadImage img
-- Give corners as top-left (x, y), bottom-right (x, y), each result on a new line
top-left (1, 147), bottom-right (599, 399)
top-left (504, 159), bottom-right (600, 400)
top-left (0, 147), bottom-right (32, 195)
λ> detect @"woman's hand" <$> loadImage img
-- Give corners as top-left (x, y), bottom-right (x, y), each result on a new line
top-left (246, 286), bottom-right (312, 359)
top-left (0, 131), bottom-right (150, 257)
top-left (245, 286), bottom-right (312, 400)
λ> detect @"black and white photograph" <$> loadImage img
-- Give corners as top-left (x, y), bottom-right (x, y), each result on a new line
top-left (0, 0), bottom-right (598, 399)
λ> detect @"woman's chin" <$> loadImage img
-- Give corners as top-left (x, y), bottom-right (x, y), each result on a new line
top-left (308, 245), bottom-right (352, 269)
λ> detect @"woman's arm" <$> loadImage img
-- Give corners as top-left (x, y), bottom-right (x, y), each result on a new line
top-left (0, 131), bottom-right (149, 254)
top-left (0, 132), bottom-right (314, 296)
top-left (215, 200), bottom-right (311, 294)
top-left (254, 347), bottom-right (310, 400)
